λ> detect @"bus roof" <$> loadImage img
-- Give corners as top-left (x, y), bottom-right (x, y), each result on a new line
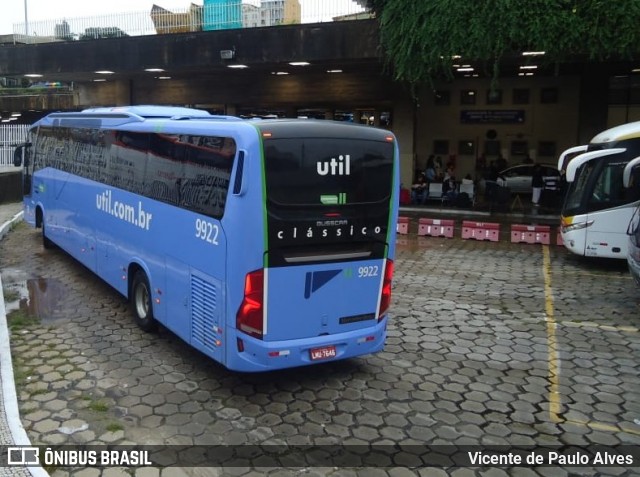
top-left (31, 106), bottom-right (244, 130)
top-left (29, 108), bottom-right (396, 142)
top-left (591, 120), bottom-right (640, 144)
top-left (81, 105), bottom-right (213, 118)
top-left (253, 119), bottom-right (395, 141)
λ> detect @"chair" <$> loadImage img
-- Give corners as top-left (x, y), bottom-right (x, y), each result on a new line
top-left (459, 182), bottom-right (475, 205)
top-left (428, 182), bottom-right (443, 204)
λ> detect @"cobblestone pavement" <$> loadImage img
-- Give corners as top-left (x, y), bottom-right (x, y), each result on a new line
top-left (1, 222), bottom-right (639, 476)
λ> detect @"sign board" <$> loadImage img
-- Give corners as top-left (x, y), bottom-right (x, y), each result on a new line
top-left (461, 110), bottom-right (525, 124)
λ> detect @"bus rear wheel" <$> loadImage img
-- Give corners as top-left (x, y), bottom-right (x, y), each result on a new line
top-left (38, 210), bottom-right (54, 249)
top-left (131, 270), bottom-right (157, 332)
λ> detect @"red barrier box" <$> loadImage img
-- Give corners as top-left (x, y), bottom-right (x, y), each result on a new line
top-left (461, 221), bottom-right (500, 242)
top-left (510, 224), bottom-right (551, 245)
top-left (417, 218), bottom-right (454, 238)
top-left (397, 216), bottom-right (409, 235)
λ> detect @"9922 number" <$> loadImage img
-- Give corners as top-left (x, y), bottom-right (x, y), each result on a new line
top-left (195, 218), bottom-right (220, 245)
top-left (358, 266), bottom-right (379, 278)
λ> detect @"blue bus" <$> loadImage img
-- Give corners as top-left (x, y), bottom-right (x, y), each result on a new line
top-left (14, 106), bottom-right (399, 372)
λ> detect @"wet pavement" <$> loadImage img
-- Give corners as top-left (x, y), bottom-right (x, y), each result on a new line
top-left (0, 215), bottom-right (639, 476)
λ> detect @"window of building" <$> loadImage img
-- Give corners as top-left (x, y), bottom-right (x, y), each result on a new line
top-left (486, 89), bottom-right (502, 105)
top-left (541, 87), bottom-right (558, 104)
top-left (513, 88), bottom-right (530, 104)
top-left (458, 140), bottom-right (475, 155)
top-left (511, 140), bottom-right (528, 156)
top-left (434, 90), bottom-right (450, 105)
top-left (461, 90), bottom-right (477, 105)
top-left (433, 140), bottom-right (449, 155)
top-left (538, 141), bottom-right (556, 157)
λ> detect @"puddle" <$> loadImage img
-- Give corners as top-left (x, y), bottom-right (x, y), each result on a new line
top-left (3, 271), bottom-right (66, 322)
top-left (396, 235), bottom-right (436, 252)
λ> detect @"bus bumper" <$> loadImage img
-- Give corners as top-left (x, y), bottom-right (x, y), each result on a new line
top-left (225, 317), bottom-right (388, 372)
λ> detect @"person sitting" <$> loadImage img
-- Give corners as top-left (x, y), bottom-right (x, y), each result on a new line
top-left (442, 175), bottom-right (458, 202)
top-left (424, 155), bottom-right (437, 183)
top-left (462, 174), bottom-right (474, 185)
top-left (411, 173), bottom-right (428, 205)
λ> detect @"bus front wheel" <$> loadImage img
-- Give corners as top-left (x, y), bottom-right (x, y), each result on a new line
top-left (131, 270), bottom-right (157, 332)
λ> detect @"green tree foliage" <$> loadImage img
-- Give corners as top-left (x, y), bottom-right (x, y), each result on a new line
top-left (370, 0), bottom-right (640, 86)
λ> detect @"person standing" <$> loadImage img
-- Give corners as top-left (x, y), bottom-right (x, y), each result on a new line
top-left (531, 163), bottom-right (544, 206)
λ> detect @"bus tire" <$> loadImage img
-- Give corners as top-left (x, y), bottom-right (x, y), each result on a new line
top-left (131, 270), bottom-right (157, 332)
top-left (41, 220), bottom-right (54, 249)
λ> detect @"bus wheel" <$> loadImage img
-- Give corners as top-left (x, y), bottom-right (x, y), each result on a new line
top-left (131, 270), bottom-right (157, 332)
top-left (41, 220), bottom-right (54, 249)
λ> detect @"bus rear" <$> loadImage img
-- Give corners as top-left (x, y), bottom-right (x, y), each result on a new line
top-left (227, 120), bottom-right (398, 371)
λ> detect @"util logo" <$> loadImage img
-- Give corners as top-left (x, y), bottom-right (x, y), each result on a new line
top-left (317, 154), bottom-right (351, 176)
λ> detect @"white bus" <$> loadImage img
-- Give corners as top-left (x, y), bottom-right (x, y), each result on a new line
top-left (559, 122), bottom-right (640, 259)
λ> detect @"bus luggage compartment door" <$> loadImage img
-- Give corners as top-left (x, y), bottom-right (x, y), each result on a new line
top-left (264, 259), bottom-right (384, 342)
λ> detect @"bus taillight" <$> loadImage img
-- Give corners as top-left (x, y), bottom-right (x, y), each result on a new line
top-left (378, 259), bottom-right (394, 320)
top-left (236, 269), bottom-right (264, 339)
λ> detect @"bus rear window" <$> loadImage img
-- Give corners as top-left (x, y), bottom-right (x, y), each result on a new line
top-left (264, 138), bottom-right (394, 206)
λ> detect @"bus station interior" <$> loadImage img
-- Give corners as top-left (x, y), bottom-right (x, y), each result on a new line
top-left (1, 18), bottom-right (640, 188)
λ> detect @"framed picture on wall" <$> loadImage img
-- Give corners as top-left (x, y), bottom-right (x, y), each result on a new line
top-left (433, 140), bottom-right (449, 155)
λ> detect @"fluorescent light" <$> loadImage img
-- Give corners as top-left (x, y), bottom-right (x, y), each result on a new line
top-left (157, 76), bottom-right (171, 80)
top-left (11, 113), bottom-right (21, 117)
top-left (326, 69), bottom-right (343, 73)
top-left (24, 74), bottom-right (42, 78)
top-left (271, 71), bottom-right (289, 75)
top-left (95, 70), bottom-right (114, 74)
top-left (457, 67), bottom-right (474, 72)
top-left (227, 64), bottom-right (248, 69)
top-left (632, 68), bottom-right (640, 73)
top-left (93, 79), bottom-right (107, 82)
top-left (519, 65), bottom-right (538, 70)
top-left (522, 51), bottom-right (545, 56)
top-left (289, 61), bottom-right (310, 66)
top-left (145, 68), bottom-right (165, 72)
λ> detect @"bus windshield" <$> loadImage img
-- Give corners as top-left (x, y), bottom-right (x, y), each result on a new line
top-left (564, 156), bottom-right (630, 215)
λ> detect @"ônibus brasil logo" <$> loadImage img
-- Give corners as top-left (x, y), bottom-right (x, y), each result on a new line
top-left (317, 154), bottom-right (350, 176)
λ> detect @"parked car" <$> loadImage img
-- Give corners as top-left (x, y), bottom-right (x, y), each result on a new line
top-left (498, 164), bottom-right (560, 194)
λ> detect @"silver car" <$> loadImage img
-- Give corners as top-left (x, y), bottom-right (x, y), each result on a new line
top-left (499, 164), bottom-right (560, 194)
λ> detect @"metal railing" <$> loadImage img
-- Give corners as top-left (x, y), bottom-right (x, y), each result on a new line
top-left (0, 125), bottom-right (29, 167)
top-left (12, 0), bottom-right (371, 44)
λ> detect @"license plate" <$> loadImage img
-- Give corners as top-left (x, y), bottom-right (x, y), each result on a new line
top-left (310, 345), bottom-right (337, 361)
